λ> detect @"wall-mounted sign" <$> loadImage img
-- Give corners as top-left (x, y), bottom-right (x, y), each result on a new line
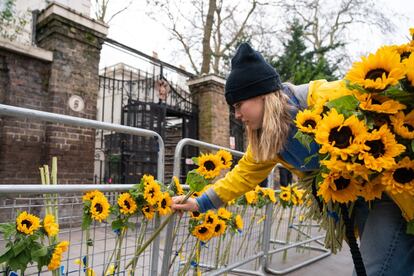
top-left (68, 95), bottom-right (85, 112)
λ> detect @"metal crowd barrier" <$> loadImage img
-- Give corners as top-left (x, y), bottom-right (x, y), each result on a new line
top-left (0, 104), bottom-right (165, 275)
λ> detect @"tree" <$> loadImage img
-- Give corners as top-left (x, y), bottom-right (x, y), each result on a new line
top-left (271, 20), bottom-right (337, 85)
top-left (146, 0), bottom-right (270, 75)
top-left (92, 0), bottom-right (132, 23)
top-left (0, 0), bottom-right (29, 42)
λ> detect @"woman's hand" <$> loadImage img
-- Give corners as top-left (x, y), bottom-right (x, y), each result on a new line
top-left (171, 196), bottom-right (199, 212)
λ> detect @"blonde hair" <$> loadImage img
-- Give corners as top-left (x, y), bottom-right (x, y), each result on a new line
top-left (247, 90), bottom-right (293, 161)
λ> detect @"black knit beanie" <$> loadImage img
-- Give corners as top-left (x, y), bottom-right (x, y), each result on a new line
top-left (225, 43), bottom-right (282, 105)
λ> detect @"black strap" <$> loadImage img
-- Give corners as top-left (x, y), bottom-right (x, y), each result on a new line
top-left (340, 204), bottom-right (367, 276)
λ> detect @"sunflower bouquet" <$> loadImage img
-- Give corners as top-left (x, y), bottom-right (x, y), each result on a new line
top-left (294, 28), bottom-right (414, 253)
top-left (0, 211), bottom-right (69, 274)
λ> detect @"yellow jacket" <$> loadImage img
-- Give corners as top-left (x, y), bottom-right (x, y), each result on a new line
top-left (208, 80), bottom-right (414, 222)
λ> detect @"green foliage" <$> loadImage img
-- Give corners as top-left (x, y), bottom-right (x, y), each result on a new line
top-left (293, 131), bottom-right (313, 152)
top-left (325, 95), bottom-right (359, 117)
top-left (0, 0), bottom-right (29, 42)
top-left (270, 20), bottom-right (339, 84)
top-left (186, 169), bottom-right (208, 192)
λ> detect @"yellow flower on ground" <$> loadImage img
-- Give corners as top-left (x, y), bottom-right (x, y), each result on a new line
top-left (381, 157), bottom-right (414, 195)
top-left (356, 93), bottom-right (406, 114)
top-left (244, 190), bottom-right (257, 205)
top-left (357, 176), bottom-right (385, 201)
top-left (43, 214), bottom-right (59, 237)
top-left (157, 192), bottom-right (172, 216)
top-left (358, 125), bottom-right (405, 172)
top-left (216, 149), bottom-right (233, 169)
top-left (315, 108), bottom-right (367, 160)
top-left (144, 181), bottom-right (162, 206)
top-left (117, 193), bottom-right (137, 215)
top-left (345, 47), bottom-right (406, 91)
top-left (192, 223), bottom-right (214, 242)
top-left (172, 176), bottom-right (184, 195)
top-left (47, 241), bottom-right (69, 270)
top-left (212, 219), bottom-right (227, 237)
top-left (142, 205), bottom-right (154, 220)
top-left (16, 211), bottom-right (40, 235)
top-left (90, 195), bottom-right (110, 222)
top-left (390, 110), bottom-right (414, 139)
top-left (235, 214), bottom-right (243, 231)
top-left (317, 171), bottom-right (360, 203)
top-left (217, 208), bottom-right (232, 220)
top-left (83, 190), bottom-right (104, 202)
top-left (295, 109), bottom-right (321, 134)
top-left (196, 153), bottom-right (222, 179)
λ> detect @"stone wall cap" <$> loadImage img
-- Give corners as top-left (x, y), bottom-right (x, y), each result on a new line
top-left (38, 2), bottom-right (108, 36)
top-left (0, 38), bottom-right (53, 62)
top-left (187, 74), bottom-right (226, 86)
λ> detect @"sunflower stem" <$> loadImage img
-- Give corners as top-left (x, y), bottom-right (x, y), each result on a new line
top-left (282, 206), bottom-right (294, 261)
top-left (126, 191), bottom-right (194, 269)
top-left (241, 208), bottom-right (258, 258)
top-left (130, 220), bottom-right (148, 275)
top-left (168, 232), bottom-right (191, 273)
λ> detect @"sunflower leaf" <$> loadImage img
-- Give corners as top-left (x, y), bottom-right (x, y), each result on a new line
top-left (186, 170), bottom-right (208, 192)
top-left (81, 214), bottom-right (92, 230)
top-left (303, 153), bottom-right (318, 166)
top-left (325, 95), bottom-right (359, 117)
top-left (192, 157), bottom-right (199, 165)
top-left (31, 246), bottom-right (48, 258)
top-left (345, 80), bottom-right (369, 94)
top-left (293, 131), bottom-right (313, 152)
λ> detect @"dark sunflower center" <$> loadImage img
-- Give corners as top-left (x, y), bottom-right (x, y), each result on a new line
top-left (95, 203), bottom-right (103, 213)
top-left (328, 126), bottom-right (353, 148)
top-left (204, 160), bottom-right (216, 171)
top-left (365, 139), bottom-right (385, 158)
top-left (393, 168), bottom-right (414, 184)
top-left (124, 200), bottom-right (131, 209)
top-left (404, 123), bottom-right (414, 132)
top-left (371, 98), bottom-right (382, 105)
top-left (199, 227), bottom-right (208, 234)
top-left (206, 216), bottom-right (214, 224)
top-left (215, 224), bottom-right (221, 232)
top-left (221, 157), bottom-right (226, 165)
top-left (161, 198), bottom-right (167, 208)
top-left (365, 68), bottom-right (388, 80)
top-left (401, 51), bottom-right (411, 60)
top-left (149, 189), bottom-right (155, 197)
top-left (144, 206), bottom-right (150, 212)
top-left (22, 219), bottom-right (32, 228)
top-left (304, 119), bottom-right (317, 128)
top-left (334, 177), bottom-right (350, 190)
top-left (192, 211), bottom-right (200, 218)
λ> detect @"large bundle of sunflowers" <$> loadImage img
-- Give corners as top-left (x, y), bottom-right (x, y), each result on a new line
top-left (294, 28), bottom-right (414, 252)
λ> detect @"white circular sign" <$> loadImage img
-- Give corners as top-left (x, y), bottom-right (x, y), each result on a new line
top-left (68, 95), bottom-right (85, 112)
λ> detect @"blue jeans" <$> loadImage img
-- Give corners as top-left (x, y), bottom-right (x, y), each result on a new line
top-left (353, 194), bottom-right (414, 276)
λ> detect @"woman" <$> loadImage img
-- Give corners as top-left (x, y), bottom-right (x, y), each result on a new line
top-left (172, 43), bottom-right (414, 276)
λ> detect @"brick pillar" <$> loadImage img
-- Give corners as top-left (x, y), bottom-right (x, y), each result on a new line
top-left (35, 3), bottom-right (108, 184)
top-left (188, 75), bottom-right (230, 147)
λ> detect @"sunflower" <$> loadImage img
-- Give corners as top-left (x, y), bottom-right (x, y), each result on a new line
top-left (295, 109), bottom-right (322, 134)
top-left (90, 195), bottom-right (110, 222)
top-left (356, 93), bottom-right (406, 114)
top-left (382, 157), bottom-right (414, 195)
top-left (263, 188), bottom-right (277, 203)
top-left (403, 53), bottom-right (414, 87)
top-left (279, 191), bottom-right (291, 202)
top-left (142, 174), bottom-right (156, 186)
top-left (157, 192), bottom-right (172, 216)
top-left (315, 109), bottom-right (367, 160)
top-left (16, 211), bottom-right (40, 235)
top-left (321, 157), bottom-right (371, 181)
top-left (144, 181), bottom-right (162, 206)
top-left (216, 149), bottom-right (233, 169)
top-left (196, 153), bottom-right (223, 179)
top-left (358, 125), bottom-right (405, 172)
top-left (317, 171), bottom-right (360, 203)
top-left (204, 210), bottom-right (219, 225)
top-left (83, 190), bottom-right (104, 202)
top-left (234, 214), bottom-right (243, 231)
top-left (244, 190), bottom-right (257, 205)
top-left (172, 176), bottom-right (184, 195)
top-left (396, 43), bottom-right (414, 60)
top-left (43, 214), bottom-right (59, 237)
top-left (192, 223), bottom-right (214, 242)
top-left (117, 193), bottom-right (137, 215)
top-left (292, 187), bottom-right (305, 205)
top-left (190, 210), bottom-right (202, 219)
top-left (357, 176), bottom-right (385, 201)
top-left (212, 219), bottom-right (227, 237)
top-left (217, 208), bottom-right (232, 220)
top-left (410, 28), bottom-right (414, 42)
top-left (390, 110), bottom-right (414, 139)
top-left (142, 205), bottom-right (155, 220)
top-left (345, 47), bottom-right (406, 91)
top-left (47, 241), bottom-right (69, 271)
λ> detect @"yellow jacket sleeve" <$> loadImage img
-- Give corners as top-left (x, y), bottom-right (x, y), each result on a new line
top-left (212, 145), bottom-right (278, 203)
